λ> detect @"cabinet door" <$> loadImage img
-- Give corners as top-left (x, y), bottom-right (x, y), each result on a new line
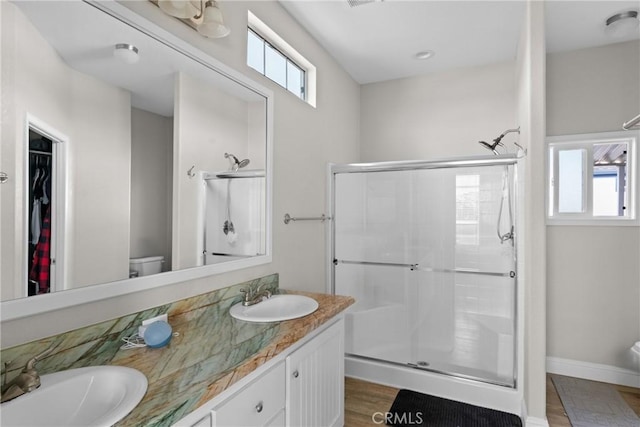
top-left (286, 319), bottom-right (344, 427)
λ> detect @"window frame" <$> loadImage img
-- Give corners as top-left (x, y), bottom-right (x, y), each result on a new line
top-left (546, 130), bottom-right (639, 226)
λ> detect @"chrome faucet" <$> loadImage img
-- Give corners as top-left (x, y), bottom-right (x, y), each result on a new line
top-left (1, 345), bottom-right (55, 403)
top-left (239, 283), bottom-right (272, 306)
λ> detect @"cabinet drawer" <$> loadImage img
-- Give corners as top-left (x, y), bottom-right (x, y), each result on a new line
top-left (212, 362), bottom-right (285, 427)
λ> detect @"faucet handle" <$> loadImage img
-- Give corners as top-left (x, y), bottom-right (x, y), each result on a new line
top-left (2, 361), bottom-right (13, 387)
top-left (24, 344), bottom-right (56, 371)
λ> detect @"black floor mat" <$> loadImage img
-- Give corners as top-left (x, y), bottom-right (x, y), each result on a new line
top-left (387, 389), bottom-right (523, 427)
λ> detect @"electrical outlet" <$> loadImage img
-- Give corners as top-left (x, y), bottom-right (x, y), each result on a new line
top-left (139, 314), bottom-right (168, 337)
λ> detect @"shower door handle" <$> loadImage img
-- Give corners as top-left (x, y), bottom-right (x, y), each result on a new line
top-left (0, 172), bottom-right (8, 184)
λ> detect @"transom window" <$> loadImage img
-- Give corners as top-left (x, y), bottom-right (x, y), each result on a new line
top-left (547, 131), bottom-right (638, 225)
top-left (247, 28), bottom-right (306, 100)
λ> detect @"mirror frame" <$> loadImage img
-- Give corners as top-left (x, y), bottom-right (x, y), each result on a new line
top-left (1, 0), bottom-right (273, 321)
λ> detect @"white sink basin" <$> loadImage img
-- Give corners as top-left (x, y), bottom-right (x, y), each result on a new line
top-left (230, 294), bottom-right (319, 322)
top-left (1, 365), bottom-right (147, 427)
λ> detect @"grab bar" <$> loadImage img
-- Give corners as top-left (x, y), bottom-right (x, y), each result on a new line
top-left (333, 259), bottom-right (515, 278)
top-left (284, 213), bottom-right (331, 224)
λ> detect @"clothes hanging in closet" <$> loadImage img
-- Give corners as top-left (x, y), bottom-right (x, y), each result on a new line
top-left (30, 205), bottom-right (51, 294)
top-left (28, 152), bottom-right (52, 295)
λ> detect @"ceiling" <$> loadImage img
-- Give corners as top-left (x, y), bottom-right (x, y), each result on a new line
top-left (279, 0), bottom-right (640, 84)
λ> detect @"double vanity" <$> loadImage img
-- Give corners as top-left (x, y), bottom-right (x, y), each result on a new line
top-left (0, 275), bottom-right (353, 426)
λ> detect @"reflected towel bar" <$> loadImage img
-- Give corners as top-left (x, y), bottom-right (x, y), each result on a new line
top-left (284, 213), bottom-right (331, 224)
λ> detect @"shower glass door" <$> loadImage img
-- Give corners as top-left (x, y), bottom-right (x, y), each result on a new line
top-left (332, 162), bottom-right (517, 387)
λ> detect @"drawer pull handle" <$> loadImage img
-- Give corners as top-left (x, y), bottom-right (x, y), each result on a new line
top-left (293, 370), bottom-right (299, 378)
top-left (256, 401), bottom-right (263, 413)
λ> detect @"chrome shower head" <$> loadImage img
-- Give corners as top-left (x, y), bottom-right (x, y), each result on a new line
top-left (224, 153), bottom-right (250, 170)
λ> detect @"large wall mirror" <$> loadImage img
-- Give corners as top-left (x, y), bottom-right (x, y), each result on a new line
top-left (0, 0), bottom-right (272, 320)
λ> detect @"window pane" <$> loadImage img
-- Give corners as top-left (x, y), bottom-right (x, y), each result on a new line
top-left (287, 61), bottom-right (304, 98)
top-left (593, 170), bottom-right (620, 216)
top-left (593, 143), bottom-right (627, 217)
top-left (247, 30), bottom-right (264, 73)
top-left (265, 44), bottom-right (287, 87)
top-left (558, 149), bottom-right (585, 213)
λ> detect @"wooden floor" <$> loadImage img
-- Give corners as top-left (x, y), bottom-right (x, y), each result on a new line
top-left (344, 375), bottom-right (640, 426)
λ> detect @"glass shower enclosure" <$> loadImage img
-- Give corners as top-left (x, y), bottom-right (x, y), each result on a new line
top-left (330, 156), bottom-right (518, 388)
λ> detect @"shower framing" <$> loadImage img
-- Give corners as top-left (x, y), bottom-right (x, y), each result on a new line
top-left (328, 154), bottom-right (523, 411)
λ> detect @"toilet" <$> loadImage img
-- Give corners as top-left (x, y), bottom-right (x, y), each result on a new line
top-left (129, 256), bottom-right (165, 277)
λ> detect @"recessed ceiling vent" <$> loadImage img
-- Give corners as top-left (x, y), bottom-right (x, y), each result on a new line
top-left (347, 0), bottom-right (381, 8)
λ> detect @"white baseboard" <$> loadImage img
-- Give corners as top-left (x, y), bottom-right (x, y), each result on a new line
top-left (525, 416), bottom-right (549, 427)
top-left (547, 356), bottom-right (640, 388)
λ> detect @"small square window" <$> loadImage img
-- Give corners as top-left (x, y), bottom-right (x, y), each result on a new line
top-left (547, 131), bottom-right (637, 225)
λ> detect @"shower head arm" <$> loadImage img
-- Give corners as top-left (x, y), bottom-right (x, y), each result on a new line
top-left (494, 127), bottom-right (521, 144)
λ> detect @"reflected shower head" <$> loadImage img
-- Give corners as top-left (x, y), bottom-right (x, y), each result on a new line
top-left (478, 127), bottom-right (521, 155)
top-left (224, 153), bottom-right (250, 170)
top-left (478, 140), bottom-right (501, 155)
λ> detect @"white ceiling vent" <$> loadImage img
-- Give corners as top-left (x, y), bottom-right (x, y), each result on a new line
top-left (347, 0), bottom-right (381, 8)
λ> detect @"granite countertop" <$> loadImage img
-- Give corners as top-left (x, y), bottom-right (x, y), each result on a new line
top-left (112, 290), bottom-right (354, 426)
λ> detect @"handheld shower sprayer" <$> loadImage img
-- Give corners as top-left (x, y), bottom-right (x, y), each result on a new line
top-left (478, 127), bottom-right (521, 155)
top-left (224, 153), bottom-right (250, 171)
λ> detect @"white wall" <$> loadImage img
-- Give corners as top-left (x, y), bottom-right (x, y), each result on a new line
top-left (0, 2), bottom-right (131, 299)
top-left (360, 61), bottom-right (517, 161)
top-left (130, 107), bottom-right (173, 269)
top-left (516, 1), bottom-right (547, 422)
top-left (546, 40), bottom-right (640, 373)
top-left (1, 0), bottom-right (360, 347)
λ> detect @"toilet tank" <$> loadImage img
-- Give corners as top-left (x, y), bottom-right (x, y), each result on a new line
top-left (129, 256), bottom-right (164, 277)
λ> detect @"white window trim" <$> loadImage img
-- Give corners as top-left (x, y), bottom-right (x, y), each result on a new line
top-left (247, 11), bottom-right (317, 108)
top-left (546, 130), bottom-right (639, 226)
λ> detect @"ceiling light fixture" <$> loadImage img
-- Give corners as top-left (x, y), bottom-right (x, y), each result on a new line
top-left (414, 50), bottom-right (435, 60)
top-left (605, 10), bottom-right (639, 36)
top-left (113, 43), bottom-right (140, 64)
top-left (156, 0), bottom-right (230, 39)
top-left (158, 0), bottom-right (199, 19)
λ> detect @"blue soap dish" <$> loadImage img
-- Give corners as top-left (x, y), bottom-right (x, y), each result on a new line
top-left (143, 321), bottom-right (172, 348)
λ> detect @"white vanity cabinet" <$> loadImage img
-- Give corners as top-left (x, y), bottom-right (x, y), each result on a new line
top-left (286, 319), bottom-right (344, 427)
top-left (176, 317), bottom-right (345, 427)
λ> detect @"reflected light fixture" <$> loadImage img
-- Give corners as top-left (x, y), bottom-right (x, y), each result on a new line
top-left (156, 0), bottom-right (230, 39)
top-left (113, 43), bottom-right (139, 64)
top-left (605, 10), bottom-right (639, 36)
